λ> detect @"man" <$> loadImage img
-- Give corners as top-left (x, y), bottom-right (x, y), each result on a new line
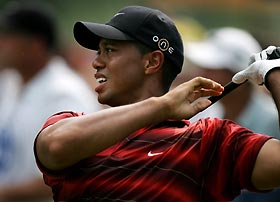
top-left (34, 6), bottom-right (280, 202)
top-left (0, 1), bottom-right (102, 201)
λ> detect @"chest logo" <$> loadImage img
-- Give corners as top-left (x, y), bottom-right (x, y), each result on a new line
top-left (148, 151), bottom-right (163, 157)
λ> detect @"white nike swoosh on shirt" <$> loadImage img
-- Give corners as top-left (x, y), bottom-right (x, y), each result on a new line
top-left (148, 151), bottom-right (163, 157)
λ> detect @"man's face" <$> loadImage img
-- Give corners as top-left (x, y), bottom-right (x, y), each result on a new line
top-left (93, 39), bottom-right (148, 106)
top-left (0, 33), bottom-right (30, 69)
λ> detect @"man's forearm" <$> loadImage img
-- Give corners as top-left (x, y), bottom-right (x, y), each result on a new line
top-left (266, 68), bottom-right (280, 125)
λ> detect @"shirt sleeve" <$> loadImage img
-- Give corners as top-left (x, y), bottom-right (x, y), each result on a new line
top-left (33, 111), bottom-right (84, 178)
top-left (231, 130), bottom-right (272, 191)
top-left (201, 118), bottom-right (273, 199)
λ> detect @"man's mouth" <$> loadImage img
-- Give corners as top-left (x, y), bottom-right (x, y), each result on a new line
top-left (96, 77), bottom-right (107, 84)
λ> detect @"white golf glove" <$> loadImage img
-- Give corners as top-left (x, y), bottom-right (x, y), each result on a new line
top-left (232, 46), bottom-right (280, 85)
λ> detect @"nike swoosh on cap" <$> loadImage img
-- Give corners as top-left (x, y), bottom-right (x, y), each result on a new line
top-left (114, 12), bottom-right (125, 17)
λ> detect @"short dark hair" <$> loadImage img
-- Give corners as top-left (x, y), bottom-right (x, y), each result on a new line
top-left (134, 41), bottom-right (178, 93)
top-left (0, 1), bottom-right (57, 50)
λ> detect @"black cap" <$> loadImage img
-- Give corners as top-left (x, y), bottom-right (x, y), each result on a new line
top-left (73, 6), bottom-right (184, 74)
top-left (0, 1), bottom-right (57, 49)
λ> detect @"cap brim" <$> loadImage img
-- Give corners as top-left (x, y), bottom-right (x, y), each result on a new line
top-left (73, 21), bottom-right (134, 50)
top-left (184, 40), bottom-right (231, 70)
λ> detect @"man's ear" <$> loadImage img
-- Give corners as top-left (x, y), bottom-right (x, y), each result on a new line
top-left (144, 50), bottom-right (164, 74)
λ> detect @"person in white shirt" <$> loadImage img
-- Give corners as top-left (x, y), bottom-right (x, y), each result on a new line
top-left (0, 1), bottom-right (103, 201)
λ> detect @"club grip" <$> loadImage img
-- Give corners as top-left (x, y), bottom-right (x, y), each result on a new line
top-left (208, 82), bottom-right (242, 104)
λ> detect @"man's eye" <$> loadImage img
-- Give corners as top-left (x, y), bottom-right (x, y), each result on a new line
top-left (96, 47), bottom-right (114, 55)
top-left (105, 47), bottom-right (113, 53)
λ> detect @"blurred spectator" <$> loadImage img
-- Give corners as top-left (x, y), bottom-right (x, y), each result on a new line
top-left (0, 68), bottom-right (21, 124)
top-left (0, 1), bottom-right (102, 201)
top-left (184, 26), bottom-right (280, 202)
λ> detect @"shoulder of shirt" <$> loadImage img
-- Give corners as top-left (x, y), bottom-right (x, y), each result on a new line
top-left (42, 111), bottom-right (85, 129)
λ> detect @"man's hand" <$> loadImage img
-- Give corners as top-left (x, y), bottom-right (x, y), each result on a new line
top-left (232, 46), bottom-right (280, 85)
top-left (162, 77), bottom-right (224, 120)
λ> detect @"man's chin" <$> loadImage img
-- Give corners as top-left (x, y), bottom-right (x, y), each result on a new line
top-left (97, 95), bottom-right (113, 107)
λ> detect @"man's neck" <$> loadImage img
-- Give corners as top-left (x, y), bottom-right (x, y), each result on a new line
top-left (20, 54), bottom-right (52, 85)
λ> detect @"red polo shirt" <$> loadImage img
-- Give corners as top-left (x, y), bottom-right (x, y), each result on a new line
top-left (34, 111), bottom-right (271, 202)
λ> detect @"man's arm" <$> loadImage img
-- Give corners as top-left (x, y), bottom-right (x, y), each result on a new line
top-left (266, 69), bottom-right (280, 121)
top-left (232, 46), bottom-right (280, 190)
top-left (36, 77), bottom-right (223, 171)
top-left (252, 69), bottom-right (280, 190)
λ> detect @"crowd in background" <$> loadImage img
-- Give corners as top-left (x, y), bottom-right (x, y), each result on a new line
top-left (0, 0), bottom-right (279, 201)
